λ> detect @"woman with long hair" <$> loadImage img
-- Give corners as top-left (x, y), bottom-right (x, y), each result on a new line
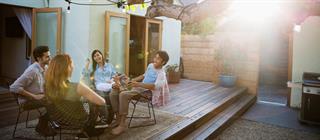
top-left (45, 54), bottom-right (107, 130)
top-left (82, 49), bottom-right (117, 125)
top-left (82, 49), bottom-right (116, 92)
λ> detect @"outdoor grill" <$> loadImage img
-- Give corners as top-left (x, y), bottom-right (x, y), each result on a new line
top-left (300, 72), bottom-right (320, 125)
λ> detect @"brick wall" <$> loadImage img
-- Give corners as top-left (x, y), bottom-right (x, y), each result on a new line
top-left (181, 33), bottom-right (260, 95)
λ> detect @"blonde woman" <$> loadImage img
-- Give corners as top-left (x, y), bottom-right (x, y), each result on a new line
top-left (45, 54), bottom-right (107, 130)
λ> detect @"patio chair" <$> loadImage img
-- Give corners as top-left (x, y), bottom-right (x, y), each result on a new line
top-left (46, 99), bottom-right (105, 140)
top-left (128, 90), bottom-right (157, 128)
top-left (7, 81), bottom-right (43, 138)
top-left (94, 90), bottom-right (114, 124)
top-left (83, 76), bottom-right (114, 124)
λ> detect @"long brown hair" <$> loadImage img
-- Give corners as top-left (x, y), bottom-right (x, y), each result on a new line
top-left (90, 50), bottom-right (105, 77)
top-left (45, 54), bottom-right (72, 101)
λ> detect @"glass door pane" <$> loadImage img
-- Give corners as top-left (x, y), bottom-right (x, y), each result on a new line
top-left (105, 12), bottom-right (129, 75)
top-left (145, 20), bottom-right (161, 69)
top-left (108, 17), bottom-right (127, 74)
top-left (32, 8), bottom-right (61, 58)
top-left (35, 12), bottom-right (58, 56)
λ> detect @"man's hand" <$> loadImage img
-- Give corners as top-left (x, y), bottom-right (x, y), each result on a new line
top-left (128, 81), bottom-right (140, 87)
top-left (33, 94), bottom-right (44, 100)
top-left (112, 82), bottom-right (120, 89)
top-left (113, 75), bottom-right (121, 83)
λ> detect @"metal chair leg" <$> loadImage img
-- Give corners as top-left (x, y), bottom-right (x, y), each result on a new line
top-left (26, 111), bottom-right (30, 128)
top-left (37, 108), bottom-right (42, 115)
top-left (128, 101), bottom-right (137, 127)
top-left (12, 109), bottom-right (21, 138)
top-left (151, 102), bottom-right (156, 124)
top-left (148, 102), bottom-right (151, 118)
top-left (59, 128), bottom-right (62, 140)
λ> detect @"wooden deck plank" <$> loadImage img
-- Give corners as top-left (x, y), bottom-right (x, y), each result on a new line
top-left (161, 85), bottom-right (217, 112)
top-left (192, 95), bottom-right (256, 140)
top-left (173, 87), bottom-right (232, 115)
top-left (168, 81), bottom-right (211, 97)
top-left (182, 89), bottom-right (239, 117)
top-left (179, 87), bottom-right (241, 116)
top-left (149, 86), bottom-right (247, 140)
top-left (169, 83), bottom-right (214, 101)
top-left (168, 79), bottom-right (196, 91)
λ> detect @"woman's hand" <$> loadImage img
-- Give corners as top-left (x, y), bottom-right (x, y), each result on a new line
top-left (112, 82), bottom-right (120, 89)
top-left (85, 58), bottom-right (90, 70)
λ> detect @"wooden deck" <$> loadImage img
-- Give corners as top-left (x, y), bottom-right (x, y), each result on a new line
top-left (0, 79), bottom-right (255, 139)
top-left (159, 79), bottom-right (244, 116)
top-left (149, 79), bottom-right (256, 140)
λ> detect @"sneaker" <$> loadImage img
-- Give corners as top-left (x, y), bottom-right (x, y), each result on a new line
top-left (94, 119), bottom-right (109, 129)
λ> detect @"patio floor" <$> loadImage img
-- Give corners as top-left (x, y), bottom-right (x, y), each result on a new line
top-left (0, 79), bottom-right (254, 140)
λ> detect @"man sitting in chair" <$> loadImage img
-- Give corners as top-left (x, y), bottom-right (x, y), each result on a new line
top-left (10, 46), bottom-right (50, 108)
top-left (110, 50), bottom-right (170, 135)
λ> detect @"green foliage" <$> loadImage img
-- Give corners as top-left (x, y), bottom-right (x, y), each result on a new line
top-left (165, 64), bottom-right (179, 73)
top-left (182, 17), bottom-right (216, 36)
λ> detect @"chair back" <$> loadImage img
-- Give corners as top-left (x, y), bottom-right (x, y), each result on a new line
top-left (132, 90), bottom-right (152, 102)
top-left (45, 99), bottom-right (88, 129)
top-left (6, 81), bottom-right (20, 106)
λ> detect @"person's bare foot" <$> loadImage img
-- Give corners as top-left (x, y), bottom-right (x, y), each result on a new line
top-left (111, 125), bottom-right (127, 135)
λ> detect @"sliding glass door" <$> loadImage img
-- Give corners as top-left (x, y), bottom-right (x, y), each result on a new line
top-left (32, 8), bottom-right (61, 58)
top-left (105, 11), bottom-right (130, 75)
top-left (145, 19), bottom-right (162, 70)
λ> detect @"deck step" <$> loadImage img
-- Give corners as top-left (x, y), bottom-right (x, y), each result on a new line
top-left (148, 87), bottom-right (248, 140)
top-left (183, 94), bottom-right (256, 140)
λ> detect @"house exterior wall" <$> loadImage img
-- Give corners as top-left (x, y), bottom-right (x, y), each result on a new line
top-left (291, 16), bottom-right (320, 108)
top-left (49, 1), bottom-right (91, 82)
top-left (160, 17), bottom-right (181, 66)
top-left (48, 0), bottom-right (181, 82)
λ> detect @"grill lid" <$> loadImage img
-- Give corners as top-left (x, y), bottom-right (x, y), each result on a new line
top-left (303, 72), bottom-right (320, 85)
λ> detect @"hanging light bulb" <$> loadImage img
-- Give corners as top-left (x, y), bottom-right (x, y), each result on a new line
top-left (122, 5), bottom-right (126, 13)
top-left (293, 24), bottom-right (301, 32)
top-left (67, 2), bottom-right (71, 14)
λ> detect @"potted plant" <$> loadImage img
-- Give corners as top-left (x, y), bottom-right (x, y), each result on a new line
top-left (214, 41), bottom-right (246, 87)
top-left (165, 64), bottom-right (180, 83)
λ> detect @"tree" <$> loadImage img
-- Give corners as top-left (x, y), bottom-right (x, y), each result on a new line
top-left (145, 0), bottom-right (232, 24)
top-left (144, 0), bottom-right (320, 24)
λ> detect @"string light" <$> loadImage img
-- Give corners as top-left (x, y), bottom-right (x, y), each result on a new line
top-left (64, 0), bottom-right (150, 13)
top-left (67, 3), bottom-right (71, 13)
top-left (294, 24), bottom-right (301, 32)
